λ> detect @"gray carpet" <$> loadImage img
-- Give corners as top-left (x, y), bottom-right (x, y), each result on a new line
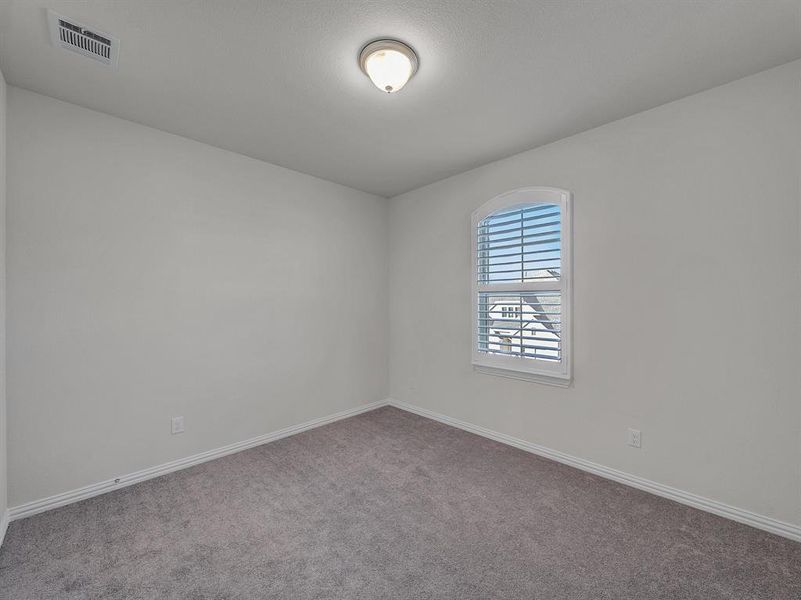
top-left (1, 406), bottom-right (799, 599)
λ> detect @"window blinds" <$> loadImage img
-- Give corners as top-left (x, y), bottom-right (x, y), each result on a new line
top-left (477, 204), bottom-right (561, 284)
top-left (476, 203), bottom-right (562, 363)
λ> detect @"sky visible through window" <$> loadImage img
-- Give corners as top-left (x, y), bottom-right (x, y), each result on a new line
top-left (477, 203), bottom-right (561, 284)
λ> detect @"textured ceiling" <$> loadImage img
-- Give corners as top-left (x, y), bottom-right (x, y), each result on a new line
top-left (1, 0), bottom-right (799, 197)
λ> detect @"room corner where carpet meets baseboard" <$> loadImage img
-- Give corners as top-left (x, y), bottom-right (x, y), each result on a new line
top-left (6, 396), bottom-right (800, 544)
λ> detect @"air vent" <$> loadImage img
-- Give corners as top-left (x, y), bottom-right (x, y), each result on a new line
top-left (47, 10), bottom-right (119, 68)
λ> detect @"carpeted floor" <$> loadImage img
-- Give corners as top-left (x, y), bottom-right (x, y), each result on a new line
top-left (1, 406), bottom-right (800, 599)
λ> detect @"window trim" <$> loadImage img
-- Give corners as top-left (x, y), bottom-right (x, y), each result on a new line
top-left (471, 187), bottom-right (572, 386)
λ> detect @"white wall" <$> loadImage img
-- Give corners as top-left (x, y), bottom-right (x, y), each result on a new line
top-left (0, 67), bottom-right (7, 528)
top-left (389, 61), bottom-right (801, 526)
top-left (7, 88), bottom-right (389, 507)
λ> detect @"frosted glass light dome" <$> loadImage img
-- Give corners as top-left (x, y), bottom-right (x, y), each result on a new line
top-left (359, 39), bottom-right (418, 94)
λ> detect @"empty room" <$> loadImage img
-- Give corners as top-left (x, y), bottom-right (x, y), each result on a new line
top-left (0, 1), bottom-right (799, 598)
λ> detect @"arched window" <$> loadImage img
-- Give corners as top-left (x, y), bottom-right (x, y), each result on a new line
top-left (471, 187), bottom-right (571, 385)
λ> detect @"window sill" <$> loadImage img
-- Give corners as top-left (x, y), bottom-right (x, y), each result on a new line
top-left (473, 364), bottom-right (572, 388)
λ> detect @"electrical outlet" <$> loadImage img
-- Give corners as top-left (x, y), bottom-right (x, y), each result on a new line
top-left (171, 416), bottom-right (185, 435)
top-left (627, 428), bottom-right (641, 448)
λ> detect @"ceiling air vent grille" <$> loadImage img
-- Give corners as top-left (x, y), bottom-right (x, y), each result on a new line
top-left (47, 11), bottom-right (119, 68)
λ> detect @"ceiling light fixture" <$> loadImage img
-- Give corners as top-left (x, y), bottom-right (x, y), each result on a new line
top-left (359, 39), bottom-right (418, 94)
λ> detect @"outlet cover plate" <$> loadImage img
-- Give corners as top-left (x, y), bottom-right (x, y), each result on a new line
top-left (171, 416), bottom-right (185, 435)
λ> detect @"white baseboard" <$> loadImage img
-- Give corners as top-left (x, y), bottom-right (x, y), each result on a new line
top-left (0, 509), bottom-right (8, 548)
top-left (9, 397), bottom-right (800, 544)
top-left (387, 398), bottom-right (801, 543)
top-left (8, 400), bottom-right (388, 522)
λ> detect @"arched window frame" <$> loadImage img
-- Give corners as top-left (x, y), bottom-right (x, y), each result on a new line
top-left (471, 187), bottom-right (572, 386)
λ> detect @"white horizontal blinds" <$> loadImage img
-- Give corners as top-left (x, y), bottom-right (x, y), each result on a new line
top-left (477, 292), bottom-right (562, 361)
top-left (477, 203), bottom-right (561, 284)
top-left (477, 201), bottom-right (562, 364)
